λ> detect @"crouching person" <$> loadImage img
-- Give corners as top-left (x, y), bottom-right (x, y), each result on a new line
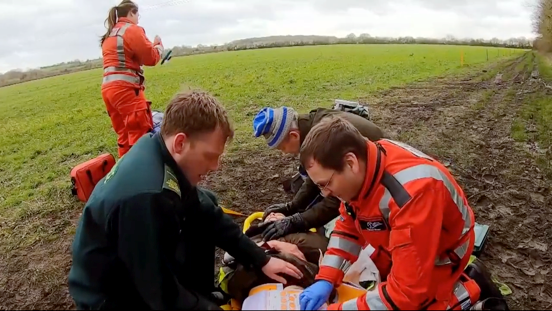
top-left (297, 115), bottom-right (508, 310)
top-left (218, 212), bottom-right (330, 305)
top-left (252, 106), bottom-right (386, 241)
top-left (68, 90), bottom-right (303, 310)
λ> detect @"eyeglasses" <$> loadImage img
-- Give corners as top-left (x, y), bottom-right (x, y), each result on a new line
top-left (315, 171), bottom-right (335, 192)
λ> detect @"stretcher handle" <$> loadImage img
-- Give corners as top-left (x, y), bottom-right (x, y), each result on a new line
top-left (243, 212), bottom-right (264, 233)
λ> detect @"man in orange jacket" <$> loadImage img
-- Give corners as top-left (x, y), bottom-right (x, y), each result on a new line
top-left (100, 0), bottom-right (164, 157)
top-left (297, 115), bottom-right (482, 310)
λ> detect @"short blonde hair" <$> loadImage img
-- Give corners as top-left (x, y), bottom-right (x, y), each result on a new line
top-left (160, 90), bottom-right (234, 142)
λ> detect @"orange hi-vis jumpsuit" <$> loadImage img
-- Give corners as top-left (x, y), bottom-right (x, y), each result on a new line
top-left (317, 139), bottom-right (481, 310)
top-left (101, 17), bottom-right (162, 157)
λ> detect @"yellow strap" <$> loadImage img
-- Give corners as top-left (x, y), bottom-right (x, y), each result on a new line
top-left (218, 267), bottom-right (229, 293)
top-left (221, 206), bottom-right (246, 216)
top-left (244, 212), bottom-right (264, 233)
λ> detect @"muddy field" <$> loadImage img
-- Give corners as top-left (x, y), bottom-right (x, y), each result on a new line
top-left (204, 52), bottom-right (552, 310)
top-left (367, 53), bottom-right (552, 309)
top-left (1, 52), bottom-right (550, 310)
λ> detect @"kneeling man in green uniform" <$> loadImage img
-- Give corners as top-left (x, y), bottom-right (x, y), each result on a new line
top-left (68, 90), bottom-right (302, 310)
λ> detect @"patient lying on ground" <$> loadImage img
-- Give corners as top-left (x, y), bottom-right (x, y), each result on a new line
top-left (220, 213), bottom-right (330, 304)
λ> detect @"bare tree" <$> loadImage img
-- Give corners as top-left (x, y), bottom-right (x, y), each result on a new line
top-left (532, 0), bottom-right (552, 52)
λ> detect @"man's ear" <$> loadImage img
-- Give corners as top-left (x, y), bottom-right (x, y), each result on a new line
top-left (289, 130), bottom-right (300, 140)
top-left (173, 133), bottom-right (188, 154)
top-left (344, 152), bottom-right (360, 174)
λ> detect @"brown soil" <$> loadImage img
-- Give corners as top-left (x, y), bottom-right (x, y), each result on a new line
top-left (363, 52), bottom-right (552, 309)
top-left (1, 52), bottom-right (550, 310)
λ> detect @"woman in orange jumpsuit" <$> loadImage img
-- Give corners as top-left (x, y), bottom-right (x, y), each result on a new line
top-left (100, 0), bottom-right (164, 157)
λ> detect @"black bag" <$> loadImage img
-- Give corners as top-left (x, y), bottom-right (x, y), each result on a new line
top-left (332, 99), bottom-right (371, 120)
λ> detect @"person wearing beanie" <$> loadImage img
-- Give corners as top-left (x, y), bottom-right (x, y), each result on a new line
top-left (252, 106), bottom-right (387, 241)
top-left (252, 106), bottom-right (299, 151)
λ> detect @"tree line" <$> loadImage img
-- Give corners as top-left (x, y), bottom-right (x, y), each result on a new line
top-left (0, 34), bottom-right (534, 88)
top-left (533, 0), bottom-right (552, 53)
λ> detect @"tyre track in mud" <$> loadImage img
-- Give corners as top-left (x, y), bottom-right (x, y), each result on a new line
top-left (438, 54), bottom-right (552, 310)
top-left (367, 53), bottom-right (552, 309)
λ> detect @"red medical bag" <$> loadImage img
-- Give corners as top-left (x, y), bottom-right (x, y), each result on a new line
top-left (70, 153), bottom-right (116, 203)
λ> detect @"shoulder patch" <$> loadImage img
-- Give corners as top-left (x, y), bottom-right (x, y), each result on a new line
top-left (163, 165), bottom-right (181, 197)
top-left (104, 155), bottom-right (124, 183)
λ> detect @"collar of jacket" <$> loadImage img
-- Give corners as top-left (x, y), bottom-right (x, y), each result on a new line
top-left (154, 132), bottom-right (194, 194)
top-left (350, 140), bottom-right (386, 205)
top-left (297, 113), bottom-right (313, 146)
top-left (117, 17), bottom-right (136, 25)
top-left (297, 108), bottom-right (330, 146)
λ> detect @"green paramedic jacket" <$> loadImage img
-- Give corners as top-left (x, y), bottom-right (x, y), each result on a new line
top-left (291, 108), bottom-right (387, 229)
top-left (68, 132), bottom-right (269, 310)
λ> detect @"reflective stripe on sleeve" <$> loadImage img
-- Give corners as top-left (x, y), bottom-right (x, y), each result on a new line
top-left (327, 236), bottom-right (362, 257)
top-left (446, 281), bottom-right (471, 310)
top-left (320, 254), bottom-right (352, 272)
top-left (435, 238), bottom-right (471, 266)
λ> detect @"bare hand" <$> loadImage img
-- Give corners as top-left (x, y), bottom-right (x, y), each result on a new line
top-left (261, 257), bottom-right (303, 284)
top-left (266, 240), bottom-right (307, 262)
top-left (154, 35), bottom-right (162, 45)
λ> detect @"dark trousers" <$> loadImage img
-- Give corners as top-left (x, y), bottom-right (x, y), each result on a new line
top-left (180, 188), bottom-right (220, 295)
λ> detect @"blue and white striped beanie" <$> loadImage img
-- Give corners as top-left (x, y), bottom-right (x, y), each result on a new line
top-left (252, 106), bottom-right (297, 148)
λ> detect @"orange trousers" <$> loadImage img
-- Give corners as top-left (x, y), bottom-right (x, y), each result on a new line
top-left (328, 274), bottom-right (481, 310)
top-left (101, 83), bottom-right (153, 157)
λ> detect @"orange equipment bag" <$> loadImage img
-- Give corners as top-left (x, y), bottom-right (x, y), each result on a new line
top-left (70, 153), bottom-right (116, 203)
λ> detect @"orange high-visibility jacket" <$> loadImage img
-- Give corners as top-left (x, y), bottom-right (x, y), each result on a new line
top-left (316, 139), bottom-right (476, 310)
top-left (101, 17), bottom-right (162, 88)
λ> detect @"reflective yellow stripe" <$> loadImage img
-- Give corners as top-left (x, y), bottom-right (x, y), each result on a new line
top-left (327, 236), bottom-right (362, 257)
top-left (218, 267), bottom-right (229, 294)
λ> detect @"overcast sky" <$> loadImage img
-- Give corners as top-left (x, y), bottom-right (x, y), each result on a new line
top-left (0, 0), bottom-right (537, 73)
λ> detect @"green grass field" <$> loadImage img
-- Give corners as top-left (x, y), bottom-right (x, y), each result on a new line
top-left (8, 42), bottom-right (552, 311)
top-left (0, 44), bottom-right (524, 253)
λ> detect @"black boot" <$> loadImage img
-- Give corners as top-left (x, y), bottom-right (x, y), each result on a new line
top-left (464, 259), bottom-right (510, 310)
top-left (210, 291), bottom-right (229, 305)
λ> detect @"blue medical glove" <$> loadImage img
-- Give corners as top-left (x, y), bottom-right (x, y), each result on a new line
top-left (299, 280), bottom-right (333, 310)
